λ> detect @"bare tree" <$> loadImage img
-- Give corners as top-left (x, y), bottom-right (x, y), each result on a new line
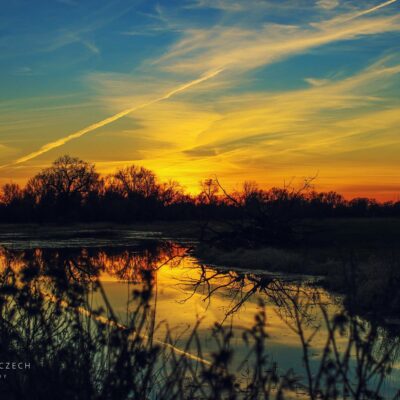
top-left (0, 183), bottom-right (23, 205)
top-left (198, 178), bottom-right (219, 205)
top-left (25, 155), bottom-right (99, 201)
top-left (112, 165), bottom-right (159, 198)
top-left (158, 180), bottom-right (184, 206)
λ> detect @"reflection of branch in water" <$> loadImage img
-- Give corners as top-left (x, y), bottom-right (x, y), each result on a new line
top-left (177, 265), bottom-right (254, 317)
top-left (1, 244), bottom-right (400, 399)
top-left (176, 261), bottom-right (400, 399)
top-left (177, 264), bottom-right (320, 323)
top-left (267, 280), bottom-right (400, 399)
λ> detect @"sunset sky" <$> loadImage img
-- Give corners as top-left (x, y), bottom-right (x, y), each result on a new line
top-left (0, 0), bottom-right (399, 200)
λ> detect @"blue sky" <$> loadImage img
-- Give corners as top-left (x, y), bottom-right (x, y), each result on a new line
top-left (1, 0), bottom-right (400, 199)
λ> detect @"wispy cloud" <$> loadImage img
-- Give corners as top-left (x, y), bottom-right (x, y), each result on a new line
top-left (304, 77), bottom-right (331, 87)
top-left (0, 2), bottom-right (134, 59)
top-left (184, 61), bottom-right (400, 156)
top-left (1, 68), bottom-right (223, 168)
top-left (156, 1), bottom-right (400, 73)
top-left (0, 143), bottom-right (16, 157)
top-left (12, 66), bottom-right (37, 76)
top-left (313, 0), bottom-right (399, 27)
top-left (2, 0), bottom-right (399, 199)
top-left (350, 0), bottom-right (398, 19)
top-left (185, 0), bottom-right (245, 11)
top-left (82, 55), bottom-right (400, 197)
top-left (316, 0), bottom-right (340, 10)
top-left (42, 31), bottom-right (101, 55)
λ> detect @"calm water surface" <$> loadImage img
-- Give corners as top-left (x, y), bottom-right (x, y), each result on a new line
top-left (1, 230), bottom-right (399, 397)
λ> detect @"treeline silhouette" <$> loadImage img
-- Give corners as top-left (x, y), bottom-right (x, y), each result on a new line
top-left (1, 155), bottom-right (399, 224)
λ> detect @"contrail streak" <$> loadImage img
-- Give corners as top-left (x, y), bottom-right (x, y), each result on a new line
top-left (43, 290), bottom-right (211, 366)
top-left (2, 68), bottom-right (223, 168)
top-left (347, 0), bottom-right (398, 21)
top-left (2, 1), bottom-right (396, 170)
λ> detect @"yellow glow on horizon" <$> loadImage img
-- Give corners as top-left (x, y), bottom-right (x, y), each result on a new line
top-left (1, 64), bottom-right (400, 201)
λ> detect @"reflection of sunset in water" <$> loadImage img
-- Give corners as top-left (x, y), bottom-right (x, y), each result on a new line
top-left (95, 249), bottom-right (338, 350)
top-left (1, 242), bottom-right (399, 396)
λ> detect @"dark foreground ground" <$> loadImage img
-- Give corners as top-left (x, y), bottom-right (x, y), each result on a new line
top-left (1, 217), bottom-right (399, 244)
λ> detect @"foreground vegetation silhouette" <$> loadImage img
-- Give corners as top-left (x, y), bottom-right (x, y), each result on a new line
top-left (0, 243), bottom-right (399, 399)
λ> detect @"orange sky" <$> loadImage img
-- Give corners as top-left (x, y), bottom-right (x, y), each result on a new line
top-left (1, 0), bottom-right (400, 201)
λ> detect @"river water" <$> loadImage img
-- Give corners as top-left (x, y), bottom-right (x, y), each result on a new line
top-left (0, 229), bottom-right (399, 398)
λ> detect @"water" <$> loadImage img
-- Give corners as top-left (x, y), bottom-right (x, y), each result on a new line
top-left (0, 230), bottom-right (399, 398)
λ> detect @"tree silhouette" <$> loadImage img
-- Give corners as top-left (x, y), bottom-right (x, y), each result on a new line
top-left (0, 154), bottom-right (399, 224)
top-left (26, 155), bottom-right (99, 201)
top-left (0, 183), bottom-right (22, 206)
top-left (111, 165), bottom-right (159, 198)
top-left (21, 155), bottom-right (99, 221)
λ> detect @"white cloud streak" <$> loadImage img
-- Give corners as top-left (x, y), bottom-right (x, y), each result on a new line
top-left (184, 61), bottom-right (400, 160)
top-left (2, 0), bottom-right (397, 169)
top-left (351, 0), bottom-right (398, 19)
top-left (1, 68), bottom-right (224, 168)
top-left (157, 0), bottom-right (400, 74)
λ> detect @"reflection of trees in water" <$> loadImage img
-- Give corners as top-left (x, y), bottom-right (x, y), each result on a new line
top-left (0, 244), bottom-right (399, 399)
top-left (0, 241), bottom-right (186, 284)
top-left (0, 245), bottom-right (167, 399)
top-left (92, 242), bottom-right (186, 282)
top-left (180, 264), bottom-right (400, 399)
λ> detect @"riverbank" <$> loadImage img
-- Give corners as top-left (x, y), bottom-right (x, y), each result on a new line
top-left (193, 241), bottom-right (400, 326)
top-left (1, 217), bottom-right (400, 243)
